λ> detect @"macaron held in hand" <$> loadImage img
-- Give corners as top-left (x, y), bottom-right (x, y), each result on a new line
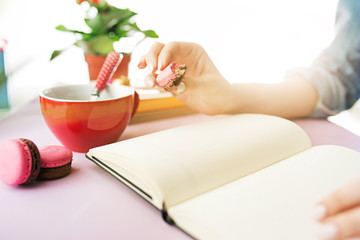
top-left (156, 62), bottom-right (186, 91)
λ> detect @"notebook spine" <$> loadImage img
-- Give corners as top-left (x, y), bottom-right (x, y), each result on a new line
top-left (162, 202), bottom-right (175, 225)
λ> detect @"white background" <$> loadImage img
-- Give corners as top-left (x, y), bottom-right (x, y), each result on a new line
top-left (0, 0), bottom-right (338, 106)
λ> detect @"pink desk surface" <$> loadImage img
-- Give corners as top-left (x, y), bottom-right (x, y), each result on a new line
top-left (0, 99), bottom-right (359, 240)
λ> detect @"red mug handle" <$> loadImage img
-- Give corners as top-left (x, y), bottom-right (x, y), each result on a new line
top-left (131, 90), bottom-right (140, 118)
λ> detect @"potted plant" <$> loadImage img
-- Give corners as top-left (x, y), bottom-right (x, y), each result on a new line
top-left (50, 0), bottom-right (159, 82)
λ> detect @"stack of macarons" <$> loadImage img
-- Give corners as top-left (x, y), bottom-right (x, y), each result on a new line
top-left (0, 138), bottom-right (73, 186)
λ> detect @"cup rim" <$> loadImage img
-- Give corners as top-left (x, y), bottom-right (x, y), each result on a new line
top-left (39, 83), bottom-right (134, 103)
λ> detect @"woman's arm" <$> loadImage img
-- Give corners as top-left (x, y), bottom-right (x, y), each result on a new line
top-left (138, 41), bottom-right (318, 118)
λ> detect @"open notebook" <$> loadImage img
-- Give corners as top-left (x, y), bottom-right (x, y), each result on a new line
top-left (86, 114), bottom-right (360, 240)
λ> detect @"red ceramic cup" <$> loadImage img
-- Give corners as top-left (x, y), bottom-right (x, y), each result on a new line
top-left (39, 83), bottom-right (139, 153)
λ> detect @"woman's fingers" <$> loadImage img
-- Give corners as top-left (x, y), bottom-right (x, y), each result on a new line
top-left (138, 41), bottom-right (192, 89)
top-left (137, 41), bottom-right (165, 72)
top-left (315, 178), bottom-right (360, 220)
top-left (313, 177), bottom-right (360, 240)
top-left (137, 55), bottom-right (147, 69)
top-left (157, 41), bottom-right (182, 71)
top-left (316, 206), bottom-right (360, 240)
top-left (144, 73), bottom-right (156, 88)
top-left (331, 206), bottom-right (360, 239)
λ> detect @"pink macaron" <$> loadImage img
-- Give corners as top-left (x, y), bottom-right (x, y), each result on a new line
top-left (0, 139), bottom-right (73, 186)
top-left (38, 145), bottom-right (73, 180)
top-left (0, 138), bottom-right (41, 186)
top-left (156, 62), bottom-right (186, 91)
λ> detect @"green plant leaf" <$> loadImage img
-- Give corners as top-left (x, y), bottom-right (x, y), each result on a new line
top-left (55, 25), bottom-right (88, 35)
top-left (50, 49), bottom-right (65, 61)
top-left (127, 23), bottom-right (159, 38)
top-left (55, 25), bottom-right (68, 31)
top-left (113, 27), bottom-right (131, 39)
top-left (52, 3), bottom-right (159, 55)
top-left (108, 30), bottom-right (127, 41)
top-left (103, 8), bottom-right (137, 30)
top-left (127, 22), bottom-right (140, 31)
top-left (76, 35), bottom-right (115, 55)
top-left (142, 30), bottom-right (159, 38)
top-left (85, 15), bottom-right (103, 34)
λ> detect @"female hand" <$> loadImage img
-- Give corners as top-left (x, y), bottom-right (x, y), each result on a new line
top-left (314, 176), bottom-right (360, 240)
top-left (137, 41), bottom-right (233, 115)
